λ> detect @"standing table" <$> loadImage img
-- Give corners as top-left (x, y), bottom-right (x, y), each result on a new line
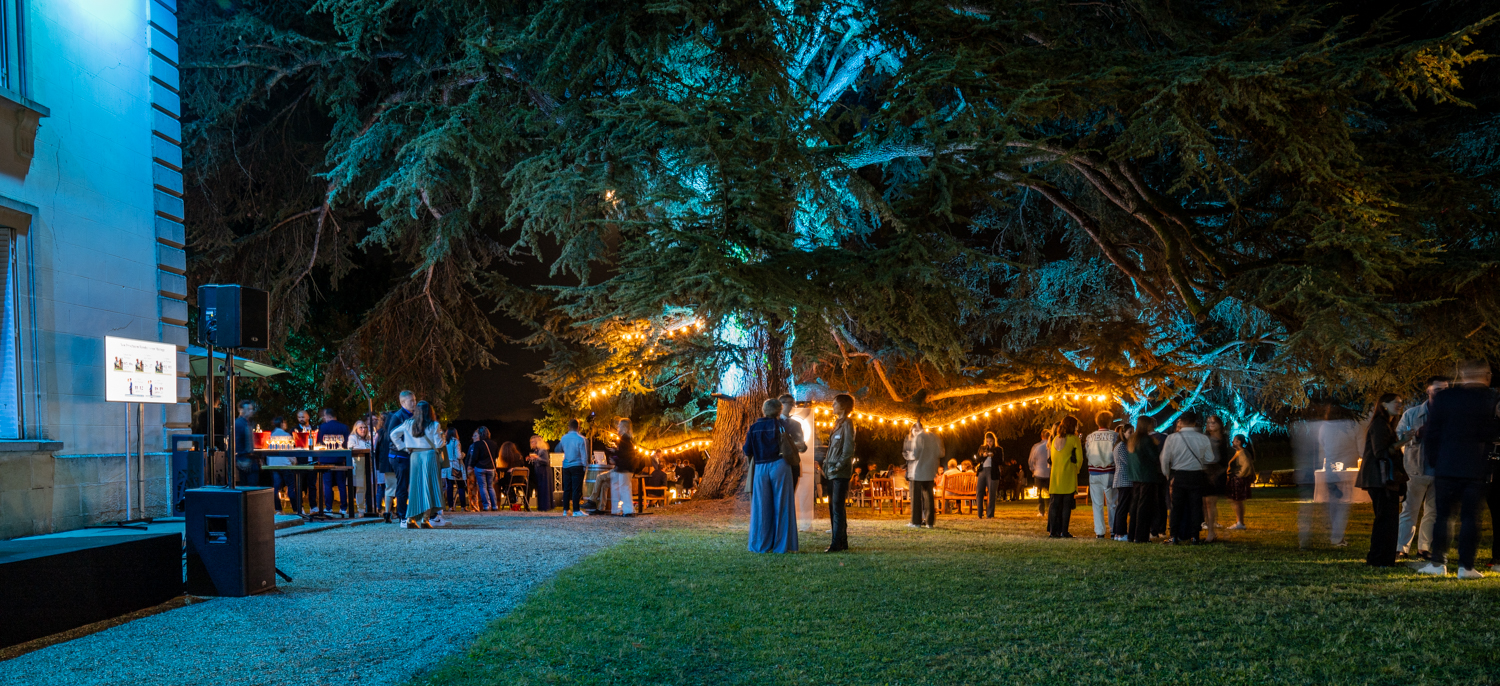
top-left (257, 449), bottom-right (355, 521)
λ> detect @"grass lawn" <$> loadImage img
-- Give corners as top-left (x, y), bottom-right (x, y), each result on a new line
top-left (413, 491), bottom-right (1499, 685)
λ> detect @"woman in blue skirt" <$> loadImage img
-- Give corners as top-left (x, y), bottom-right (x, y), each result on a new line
top-left (744, 398), bottom-right (805, 553)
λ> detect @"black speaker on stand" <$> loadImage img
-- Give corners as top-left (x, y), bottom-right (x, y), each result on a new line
top-left (197, 284), bottom-right (270, 350)
top-left (185, 487), bottom-right (277, 597)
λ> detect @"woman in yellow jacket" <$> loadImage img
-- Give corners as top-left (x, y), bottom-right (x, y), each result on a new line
top-left (1048, 415), bottom-right (1084, 538)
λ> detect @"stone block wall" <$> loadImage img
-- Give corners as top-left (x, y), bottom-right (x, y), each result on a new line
top-left (0, 445), bottom-right (169, 539)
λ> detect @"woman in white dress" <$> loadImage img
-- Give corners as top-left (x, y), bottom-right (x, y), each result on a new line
top-left (391, 401), bottom-right (447, 529)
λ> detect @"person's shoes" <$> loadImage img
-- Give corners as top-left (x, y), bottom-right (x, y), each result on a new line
top-left (1458, 567), bottom-right (1485, 580)
top-left (1415, 563), bottom-right (1447, 576)
top-left (1332, 541), bottom-right (1349, 548)
top-left (823, 545), bottom-right (847, 553)
top-left (1061, 532), bottom-right (1074, 538)
top-left (906, 523), bottom-right (921, 528)
top-left (923, 524), bottom-right (934, 529)
top-left (419, 519), bottom-right (435, 529)
top-left (1096, 534), bottom-right (1105, 539)
top-left (429, 516), bottom-right (449, 527)
top-left (1228, 523), bottom-right (1246, 530)
top-left (400, 519), bottom-right (415, 529)
top-left (1113, 535), bottom-right (1127, 541)
top-left (1418, 550), bottom-right (1431, 561)
top-left (383, 512), bottom-right (392, 523)
top-left (1048, 534), bottom-right (1061, 538)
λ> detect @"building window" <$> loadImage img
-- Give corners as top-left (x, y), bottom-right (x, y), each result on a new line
top-left (0, 229), bottom-right (19, 438)
top-left (0, 0), bottom-right (23, 96)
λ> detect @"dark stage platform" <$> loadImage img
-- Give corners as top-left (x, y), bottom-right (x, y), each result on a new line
top-left (0, 533), bottom-right (182, 648)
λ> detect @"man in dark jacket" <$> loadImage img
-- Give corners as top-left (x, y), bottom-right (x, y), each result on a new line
top-left (975, 433), bottom-right (1003, 518)
top-left (317, 408), bottom-right (353, 515)
top-left (374, 391), bottom-right (416, 522)
top-left (1417, 360), bottom-right (1500, 578)
top-left (818, 394), bottom-right (857, 553)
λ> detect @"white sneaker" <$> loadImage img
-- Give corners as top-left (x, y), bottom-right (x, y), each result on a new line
top-left (399, 520), bottom-right (411, 529)
top-left (1228, 523), bottom-right (1246, 530)
top-left (1458, 567), bottom-right (1485, 580)
top-left (429, 517), bottom-right (449, 527)
top-left (906, 523), bottom-right (920, 528)
top-left (1416, 563), bottom-right (1447, 576)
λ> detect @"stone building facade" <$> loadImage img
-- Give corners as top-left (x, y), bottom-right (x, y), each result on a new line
top-left (0, 0), bottom-right (187, 539)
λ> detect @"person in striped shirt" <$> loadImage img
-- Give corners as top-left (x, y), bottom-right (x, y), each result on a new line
top-left (1084, 411), bottom-right (1121, 538)
top-left (1110, 424), bottom-right (1134, 540)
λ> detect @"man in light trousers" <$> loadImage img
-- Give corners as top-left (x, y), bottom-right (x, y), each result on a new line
top-left (1395, 376), bottom-right (1448, 559)
top-left (1084, 411), bottom-right (1121, 538)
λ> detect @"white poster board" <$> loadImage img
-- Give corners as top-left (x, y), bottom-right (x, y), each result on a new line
top-left (791, 406), bottom-right (817, 531)
top-left (105, 336), bottom-right (176, 404)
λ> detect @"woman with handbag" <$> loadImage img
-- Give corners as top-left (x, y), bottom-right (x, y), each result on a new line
top-left (744, 398), bottom-right (804, 552)
top-left (1356, 393), bottom-right (1405, 567)
top-left (1047, 416), bottom-right (1084, 538)
top-left (391, 401), bottom-right (446, 529)
top-left (441, 428), bottom-right (467, 511)
top-left (467, 427), bottom-right (499, 511)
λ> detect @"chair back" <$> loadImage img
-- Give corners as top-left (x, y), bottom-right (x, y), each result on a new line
top-left (945, 472), bottom-right (977, 497)
top-left (869, 478), bottom-right (893, 497)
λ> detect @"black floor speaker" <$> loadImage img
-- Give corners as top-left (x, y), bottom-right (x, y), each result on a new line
top-left (185, 487), bottom-right (277, 597)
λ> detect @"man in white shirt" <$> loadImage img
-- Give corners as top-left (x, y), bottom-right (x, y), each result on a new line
top-left (558, 419), bottom-right (591, 516)
top-left (1084, 411), bottom-right (1121, 538)
top-left (1159, 412), bottom-right (1214, 543)
top-left (1305, 408), bottom-right (1359, 547)
top-left (1396, 376), bottom-right (1449, 559)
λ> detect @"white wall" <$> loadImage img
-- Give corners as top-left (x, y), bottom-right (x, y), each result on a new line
top-left (0, 0), bottom-right (182, 456)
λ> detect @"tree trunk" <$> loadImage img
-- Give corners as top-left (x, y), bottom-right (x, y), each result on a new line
top-left (694, 319), bottom-right (788, 499)
top-left (694, 394), bottom-right (759, 499)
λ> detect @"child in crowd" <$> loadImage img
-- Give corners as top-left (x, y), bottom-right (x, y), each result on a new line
top-left (1227, 435), bottom-right (1256, 530)
top-left (442, 428), bottom-right (468, 512)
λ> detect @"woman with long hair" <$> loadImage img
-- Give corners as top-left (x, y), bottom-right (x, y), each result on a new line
top-left (498, 441), bottom-right (527, 508)
top-left (391, 401), bottom-right (446, 528)
top-left (610, 420), bottom-right (639, 516)
top-left (975, 432), bottom-right (1001, 518)
top-left (1356, 393), bottom-right (1404, 566)
top-left (1030, 429), bottom-right (1053, 516)
top-left (527, 435), bottom-right (555, 511)
top-left (348, 418), bottom-right (374, 516)
top-left (1203, 414), bottom-right (1230, 542)
top-left (1227, 435), bottom-right (1256, 529)
top-left (1047, 416), bottom-right (1084, 538)
top-left (441, 427), bottom-right (467, 512)
top-left (467, 426), bottom-right (498, 511)
top-left (1110, 424), bottom-right (1134, 540)
top-left (1125, 416), bottom-right (1165, 543)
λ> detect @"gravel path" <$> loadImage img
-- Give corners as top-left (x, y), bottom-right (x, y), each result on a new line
top-left (0, 511), bottom-right (636, 686)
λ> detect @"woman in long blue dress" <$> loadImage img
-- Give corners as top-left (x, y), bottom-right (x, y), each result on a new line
top-left (744, 398), bottom-right (804, 553)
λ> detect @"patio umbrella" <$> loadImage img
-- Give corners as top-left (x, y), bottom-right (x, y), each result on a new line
top-left (186, 346), bottom-right (288, 379)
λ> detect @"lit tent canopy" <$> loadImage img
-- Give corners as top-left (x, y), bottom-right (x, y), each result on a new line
top-left (186, 346), bottom-right (288, 379)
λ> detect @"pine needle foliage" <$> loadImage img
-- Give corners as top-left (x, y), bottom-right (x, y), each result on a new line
top-left (179, 0), bottom-right (1500, 438)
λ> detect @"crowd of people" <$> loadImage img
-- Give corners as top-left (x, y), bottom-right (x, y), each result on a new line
top-left (743, 359), bottom-right (1499, 578)
top-left (228, 390), bottom-right (701, 529)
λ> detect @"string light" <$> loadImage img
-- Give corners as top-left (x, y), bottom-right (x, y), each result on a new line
top-left (808, 390), bottom-right (1115, 433)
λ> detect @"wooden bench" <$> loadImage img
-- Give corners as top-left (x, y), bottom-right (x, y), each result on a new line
top-left (938, 472), bottom-right (977, 514)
